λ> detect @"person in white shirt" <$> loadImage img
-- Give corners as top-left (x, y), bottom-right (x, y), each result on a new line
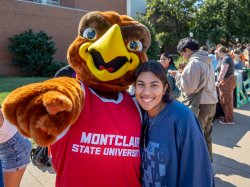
top-left (0, 109), bottom-right (32, 187)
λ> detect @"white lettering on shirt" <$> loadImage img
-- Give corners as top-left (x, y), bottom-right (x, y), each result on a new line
top-left (73, 132), bottom-right (140, 157)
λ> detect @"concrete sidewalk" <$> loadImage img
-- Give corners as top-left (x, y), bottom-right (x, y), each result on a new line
top-left (20, 162), bottom-right (55, 187)
top-left (20, 103), bottom-right (250, 187)
top-left (213, 103), bottom-right (250, 186)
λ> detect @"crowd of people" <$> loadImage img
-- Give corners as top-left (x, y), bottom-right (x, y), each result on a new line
top-left (160, 38), bottom-right (250, 161)
top-left (1, 36), bottom-right (249, 187)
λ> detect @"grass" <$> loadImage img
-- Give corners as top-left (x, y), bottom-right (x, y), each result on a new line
top-left (0, 77), bottom-right (50, 105)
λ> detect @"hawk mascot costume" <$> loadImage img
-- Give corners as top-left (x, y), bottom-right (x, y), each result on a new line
top-left (2, 11), bottom-right (151, 187)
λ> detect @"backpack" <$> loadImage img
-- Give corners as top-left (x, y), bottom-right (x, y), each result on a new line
top-left (30, 146), bottom-right (51, 167)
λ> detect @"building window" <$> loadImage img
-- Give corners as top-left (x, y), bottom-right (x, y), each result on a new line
top-left (22, 0), bottom-right (60, 6)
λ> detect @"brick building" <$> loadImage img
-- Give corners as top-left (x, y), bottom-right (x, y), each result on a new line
top-left (0, 0), bottom-right (145, 76)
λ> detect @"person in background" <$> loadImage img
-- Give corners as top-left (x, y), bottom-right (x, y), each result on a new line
top-left (208, 48), bottom-right (218, 72)
top-left (200, 46), bottom-right (218, 74)
top-left (215, 46), bottom-right (236, 124)
top-left (0, 108), bottom-right (32, 187)
top-left (233, 50), bottom-right (244, 70)
top-left (178, 61), bottom-right (187, 73)
top-left (243, 43), bottom-right (250, 67)
top-left (236, 43), bottom-right (246, 63)
top-left (214, 44), bottom-right (225, 119)
top-left (159, 53), bottom-right (180, 98)
top-left (169, 37), bottom-right (218, 161)
top-left (54, 65), bottom-right (76, 78)
top-left (215, 44), bottom-right (223, 62)
top-left (134, 61), bottom-right (214, 187)
top-left (199, 45), bottom-right (208, 52)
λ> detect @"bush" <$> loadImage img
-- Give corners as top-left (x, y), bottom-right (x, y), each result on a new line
top-left (8, 29), bottom-right (63, 77)
top-left (42, 60), bottom-right (67, 77)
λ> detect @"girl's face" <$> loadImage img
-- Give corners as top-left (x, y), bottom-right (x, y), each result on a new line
top-left (135, 71), bottom-right (167, 117)
top-left (159, 55), bottom-right (170, 69)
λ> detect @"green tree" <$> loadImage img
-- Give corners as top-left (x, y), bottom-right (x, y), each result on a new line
top-left (144, 0), bottom-right (199, 52)
top-left (8, 29), bottom-right (66, 77)
top-left (192, 0), bottom-right (250, 45)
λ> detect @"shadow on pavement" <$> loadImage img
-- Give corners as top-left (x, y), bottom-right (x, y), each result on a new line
top-left (213, 104), bottom-right (250, 148)
top-left (214, 177), bottom-right (237, 187)
top-left (213, 153), bottom-right (250, 178)
top-left (31, 159), bottom-right (55, 174)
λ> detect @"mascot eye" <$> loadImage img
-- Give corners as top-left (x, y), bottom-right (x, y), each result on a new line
top-left (127, 41), bottom-right (143, 51)
top-left (82, 28), bottom-right (96, 40)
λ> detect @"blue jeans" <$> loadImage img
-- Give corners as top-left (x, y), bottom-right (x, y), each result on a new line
top-left (0, 132), bottom-right (32, 172)
top-left (0, 160), bottom-right (4, 187)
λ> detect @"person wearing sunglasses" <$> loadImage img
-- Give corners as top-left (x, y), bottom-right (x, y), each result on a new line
top-left (134, 61), bottom-right (214, 187)
top-left (169, 37), bottom-right (218, 161)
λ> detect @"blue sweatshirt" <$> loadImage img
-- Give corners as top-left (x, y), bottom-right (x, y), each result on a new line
top-left (141, 100), bottom-right (214, 187)
top-left (0, 160), bottom-right (4, 187)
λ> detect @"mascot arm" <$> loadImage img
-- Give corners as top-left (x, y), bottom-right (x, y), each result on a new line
top-left (2, 77), bottom-right (84, 146)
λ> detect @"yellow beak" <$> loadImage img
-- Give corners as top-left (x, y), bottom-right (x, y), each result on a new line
top-left (78, 24), bottom-right (139, 81)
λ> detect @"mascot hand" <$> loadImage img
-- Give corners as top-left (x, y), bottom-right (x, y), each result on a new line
top-left (43, 91), bottom-right (73, 115)
top-left (2, 77), bottom-right (84, 146)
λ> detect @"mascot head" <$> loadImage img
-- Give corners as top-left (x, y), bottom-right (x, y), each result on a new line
top-left (67, 11), bottom-right (151, 92)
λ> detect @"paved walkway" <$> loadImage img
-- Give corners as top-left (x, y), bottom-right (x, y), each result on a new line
top-left (213, 103), bottom-right (250, 187)
top-left (21, 103), bottom-right (250, 187)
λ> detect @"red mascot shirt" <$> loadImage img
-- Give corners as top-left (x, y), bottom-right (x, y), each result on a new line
top-left (51, 85), bottom-right (142, 187)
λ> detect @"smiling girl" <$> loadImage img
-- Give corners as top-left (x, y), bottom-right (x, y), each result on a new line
top-left (134, 61), bottom-right (214, 187)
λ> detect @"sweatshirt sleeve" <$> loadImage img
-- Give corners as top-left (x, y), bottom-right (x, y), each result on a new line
top-left (175, 60), bottom-right (204, 94)
top-left (176, 114), bottom-right (214, 187)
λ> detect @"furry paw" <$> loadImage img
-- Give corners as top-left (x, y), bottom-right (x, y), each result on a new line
top-left (43, 91), bottom-right (73, 115)
top-left (2, 77), bottom-right (84, 146)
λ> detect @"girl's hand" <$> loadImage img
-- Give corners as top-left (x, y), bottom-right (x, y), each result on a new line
top-left (169, 70), bottom-right (178, 78)
top-left (215, 81), bottom-right (220, 87)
